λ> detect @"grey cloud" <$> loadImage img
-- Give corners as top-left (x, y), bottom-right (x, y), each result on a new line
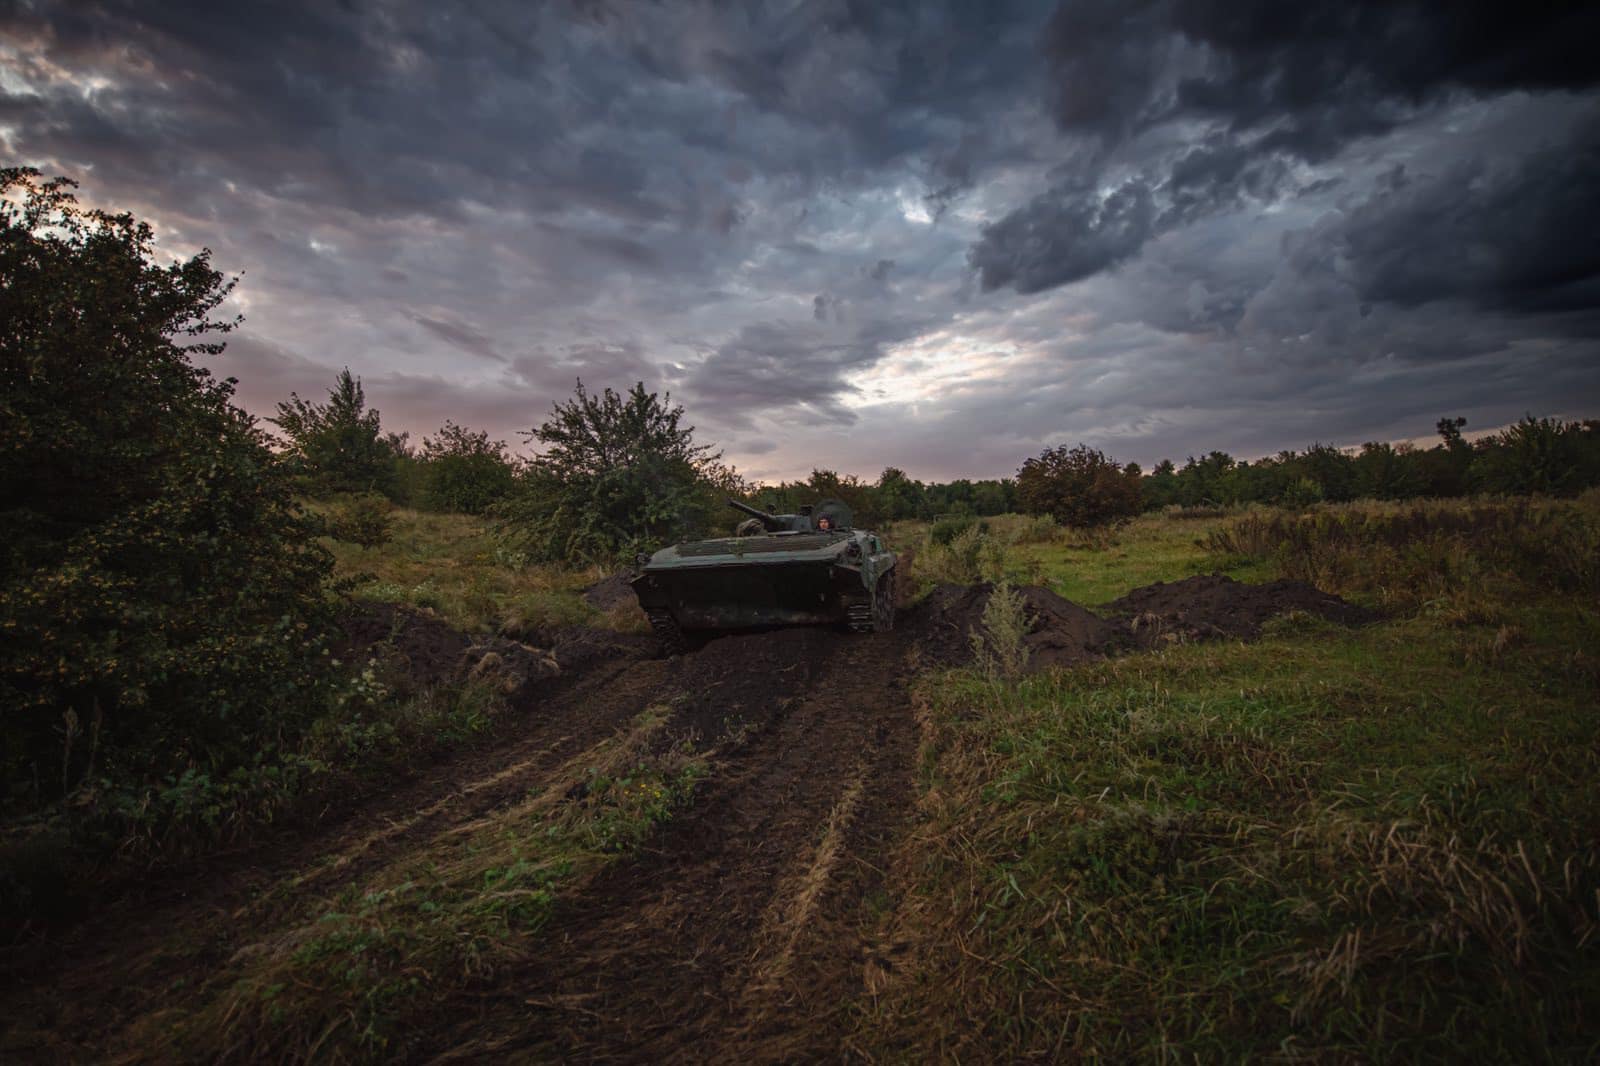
top-left (975, 0), bottom-right (1600, 299)
top-left (686, 319), bottom-right (916, 428)
top-left (970, 179), bottom-right (1155, 292)
top-left (4, 0), bottom-right (1595, 484)
top-left (411, 313), bottom-right (505, 362)
top-left (1340, 124), bottom-right (1600, 317)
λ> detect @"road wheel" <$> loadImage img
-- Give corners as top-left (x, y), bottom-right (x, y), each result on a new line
top-left (646, 609), bottom-right (687, 655)
top-left (872, 569), bottom-right (896, 632)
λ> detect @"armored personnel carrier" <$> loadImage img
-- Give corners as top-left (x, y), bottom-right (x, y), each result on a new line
top-left (630, 498), bottom-right (897, 652)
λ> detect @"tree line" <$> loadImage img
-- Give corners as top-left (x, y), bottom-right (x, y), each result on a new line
top-left (271, 359), bottom-right (1600, 540)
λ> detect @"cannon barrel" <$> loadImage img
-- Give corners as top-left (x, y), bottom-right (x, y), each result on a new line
top-left (727, 497), bottom-right (782, 529)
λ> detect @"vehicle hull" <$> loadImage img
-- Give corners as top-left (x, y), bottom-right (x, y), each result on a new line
top-left (631, 558), bottom-right (869, 630)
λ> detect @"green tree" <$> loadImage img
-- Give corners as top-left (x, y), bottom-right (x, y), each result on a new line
top-left (420, 420), bottom-right (517, 514)
top-left (0, 168), bottom-right (338, 812)
top-left (1142, 458), bottom-right (1180, 509)
top-left (270, 368), bottom-right (398, 497)
top-left (1016, 443), bottom-right (1143, 528)
top-left (1470, 416), bottom-right (1586, 496)
top-left (875, 467), bottom-right (925, 521)
top-left (1354, 441), bottom-right (1421, 500)
top-left (501, 381), bottom-right (729, 564)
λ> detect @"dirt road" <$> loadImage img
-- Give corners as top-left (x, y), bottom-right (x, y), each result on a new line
top-left (1, 611), bottom-right (944, 1063)
top-left (1, 575), bottom-right (1369, 1062)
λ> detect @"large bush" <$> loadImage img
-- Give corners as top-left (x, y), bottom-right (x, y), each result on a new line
top-left (499, 381), bottom-right (736, 564)
top-left (270, 368), bottom-right (400, 497)
top-left (1016, 443), bottom-right (1143, 528)
top-left (420, 420), bottom-right (517, 514)
top-left (0, 169), bottom-right (339, 817)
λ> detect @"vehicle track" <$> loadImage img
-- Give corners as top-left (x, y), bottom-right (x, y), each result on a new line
top-left (415, 625), bottom-right (922, 1063)
top-left (3, 614), bottom-right (926, 1064)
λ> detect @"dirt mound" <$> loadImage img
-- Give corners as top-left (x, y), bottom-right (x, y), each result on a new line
top-left (338, 602), bottom-right (472, 689)
top-left (582, 570), bottom-right (639, 611)
top-left (904, 584), bottom-right (1124, 672)
top-left (339, 603), bottom-right (651, 699)
top-left (1105, 574), bottom-right (1378, 642)
top-left (1017, 585), bottom-right (1128, 669)
top-left (525, 625), bottom-right (657, 673)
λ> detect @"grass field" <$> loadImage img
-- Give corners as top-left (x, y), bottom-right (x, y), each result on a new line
top-left (856, 496), bottom-right (1600, 1059)
top-left (309, 499), bottom-right (641, 634)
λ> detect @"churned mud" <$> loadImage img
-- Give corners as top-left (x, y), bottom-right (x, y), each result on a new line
top-left (0, 573), bottom-right (1373, 1063)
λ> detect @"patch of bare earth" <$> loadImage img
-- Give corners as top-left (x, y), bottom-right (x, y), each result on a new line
top-left (1, 575), bottom-right (1373, 1062)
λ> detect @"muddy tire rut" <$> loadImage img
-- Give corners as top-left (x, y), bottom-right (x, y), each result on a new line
top-left (420, 628), bottom-right (921, 1063)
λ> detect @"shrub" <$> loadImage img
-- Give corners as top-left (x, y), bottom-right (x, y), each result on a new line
top-left (498, 381), bottom-right (739, 565)
top-left (921, 525), bottom-right (1015, 585)
top-left (930, 514), bottom-right (986, 546)
top-left (0, 168), bottom-right (340, 819)
top-left (328, 495), bottom-right (395, 549)
top-left (1279, 476), bottom-right (1324, 510)
top-left (419, 421), bottom-right (518, 514)
top-left (1016, 443), bottom-right (1143, 529)
top-left (269, 369), bottom-right (400, 498)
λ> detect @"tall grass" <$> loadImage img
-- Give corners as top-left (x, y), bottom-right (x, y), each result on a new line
top-left (856, 496), bottom-right (1600, 1060)
top-left (1205, 497), bottom-right (1600, 604)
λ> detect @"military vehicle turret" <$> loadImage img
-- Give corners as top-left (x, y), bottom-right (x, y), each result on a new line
top-left (630, 498), bottom-right (897, 652)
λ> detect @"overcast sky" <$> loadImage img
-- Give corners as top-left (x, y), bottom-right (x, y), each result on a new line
top-left (4, 0), bottom-right (1598, 482)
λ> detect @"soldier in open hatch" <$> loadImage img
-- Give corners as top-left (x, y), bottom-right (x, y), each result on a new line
top-left (817, 514), bottom-right (833, 531)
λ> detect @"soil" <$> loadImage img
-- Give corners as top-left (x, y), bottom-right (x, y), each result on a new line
top-left (1104, 573), bottom-right (1380, 643)
top-left (582, 570), bottom-right (641, 612)
top-left (0, 573), bottom-right (1373, 1063)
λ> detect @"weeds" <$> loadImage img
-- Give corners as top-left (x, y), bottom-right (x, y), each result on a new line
top-left (1205, 498), bottom-right (1600, 605)
top-left (919, 525), bottom-right (1036, 586)
top-left (969, 582), bottom-right (1032, 682)
top-left (856, 498), bottom-right (1600, 1061)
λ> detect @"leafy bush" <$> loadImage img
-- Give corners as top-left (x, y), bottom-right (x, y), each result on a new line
top-left (419, 421), bottom-right (518, 514)
top-left (930, 514), bottom-right (987, 546)
top-left (498, 381), bottom-right (740, 565)
top-left (0, 168), bottom-right (339, 819)
top-left (328, 495), bottom-right (395, 549)
top-left (1279, 476), bottom-right (1324, 510)
top-left (269, 368), bottom-right (400, 498)
top-left (1017, 443), bottom-right (1143, 528)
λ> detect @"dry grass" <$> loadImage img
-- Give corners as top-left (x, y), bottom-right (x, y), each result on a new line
top-left (310, 500), bottom-right (625, 634)
top-left (852, 498), bottom-right (1600, 1060)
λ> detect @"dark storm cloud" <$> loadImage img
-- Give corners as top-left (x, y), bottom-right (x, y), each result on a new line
top-left (974, 0), bottom-right (1600, 310)
top-left (967, 177), bottom-right (1155, 292)
top-left (4, 0), bottom-right (1596, 480)
top-left (685, 321), bottom-right (882, 427)
top-left (1339, 124), bottom-right (1600, 316)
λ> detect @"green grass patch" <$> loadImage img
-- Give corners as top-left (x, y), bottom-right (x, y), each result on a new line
top-left (1018, 510), bottom-right (1276, 606)
top-left (309, 500), bottom-right (635, 634)
top-left (859, 501), bottom-right (1600, 1060)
